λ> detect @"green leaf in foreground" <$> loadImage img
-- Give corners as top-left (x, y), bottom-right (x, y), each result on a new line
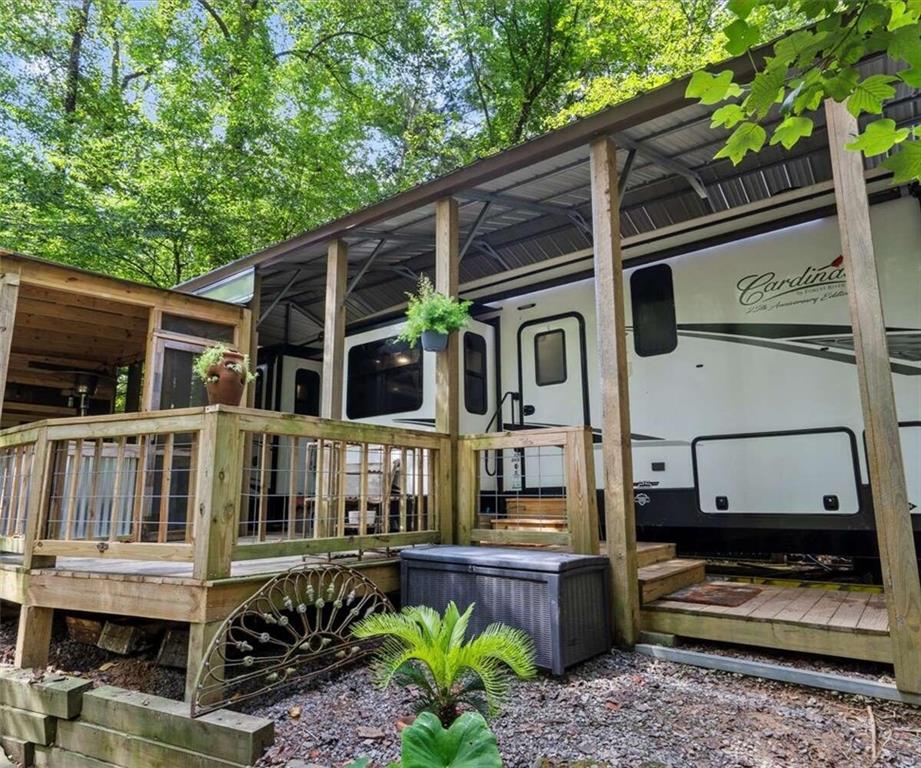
top-left (401, 712), bottom-right (502, 768)
top-left (881, 140), bottom-right (921, 183)
top-left (715, 122), bottom-right (767, 164)
top-left (845, 118), bottom-right (910, 156)
top-left (724, 18), bottom-right (760, 57)
top-left (685, 70), bottom-right (743, 105)
top-left (846, 74), bottom-right (898, 117)
top-left (770, 116), bottom-right (814, 149)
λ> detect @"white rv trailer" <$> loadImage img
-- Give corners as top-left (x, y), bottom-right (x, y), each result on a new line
top-left (257, 190), bottom-right (921, 556)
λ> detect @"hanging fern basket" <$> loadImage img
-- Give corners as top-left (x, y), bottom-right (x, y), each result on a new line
top-left (421, 329), bottom-right (449, 352)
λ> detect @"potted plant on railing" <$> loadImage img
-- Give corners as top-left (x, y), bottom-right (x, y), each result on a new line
top-left (193, 344), bottom-right (257, 406)
top-left (398, 275), bottom-right (472, 352)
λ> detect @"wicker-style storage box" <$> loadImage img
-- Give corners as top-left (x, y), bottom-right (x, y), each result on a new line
top-left (400, 545), bottom-right (611, 675)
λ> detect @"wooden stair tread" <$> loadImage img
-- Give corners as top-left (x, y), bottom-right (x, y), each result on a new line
top-left (636, 541), bottom-right (677, 568)
top-left (638, 558), bottom-right (706, 604)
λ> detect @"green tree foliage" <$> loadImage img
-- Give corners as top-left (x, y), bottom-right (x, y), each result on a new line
top-left (686, 0), bottom-right (921, 181)
top-left (0, 1), bottom-right (796, 285)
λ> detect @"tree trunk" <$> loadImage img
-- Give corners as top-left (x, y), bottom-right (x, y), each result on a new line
top-left (64, 0), bottom-right (92, 115)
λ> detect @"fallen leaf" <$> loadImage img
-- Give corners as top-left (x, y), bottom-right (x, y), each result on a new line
top-left (288, 705), bottom-right (301, 719)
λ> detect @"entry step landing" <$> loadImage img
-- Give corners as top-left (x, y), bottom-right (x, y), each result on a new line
top-left (638, 556), bottom-right (706, 604)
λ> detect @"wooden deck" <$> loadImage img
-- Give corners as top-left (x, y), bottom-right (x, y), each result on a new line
top-left (641, 579), bottom-right (893, 664)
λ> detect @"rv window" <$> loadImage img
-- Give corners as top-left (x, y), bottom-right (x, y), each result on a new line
top-left (464, 332), bottom-right (488, 415)
top-left (294, 368), bottom-right (320, 416)
top-left (346, 338), bottom-right (422, 418)
top-left (631, 264), bottom-right (677, 356)
top-left (534, 330), bottom-right (567, 386)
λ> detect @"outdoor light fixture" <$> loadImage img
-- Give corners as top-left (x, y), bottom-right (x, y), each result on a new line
top-left (73, 372), bottom-right (99, 417)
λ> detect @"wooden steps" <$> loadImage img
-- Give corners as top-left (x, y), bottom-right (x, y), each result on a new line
top-left (638, 558), bottom-right (706, 603)
top-left (636, 541), bottom-right (676, 568)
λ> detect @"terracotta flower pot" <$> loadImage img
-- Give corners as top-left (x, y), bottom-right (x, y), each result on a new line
top-left (205, 350), bottom-right (247, 406)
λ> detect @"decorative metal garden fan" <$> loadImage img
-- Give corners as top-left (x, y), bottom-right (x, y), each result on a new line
top-left (191, 563), bottom-right (394, 716)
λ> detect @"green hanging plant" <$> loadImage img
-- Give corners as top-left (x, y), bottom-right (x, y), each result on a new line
top-left (397, 276), bottom-right (472, 348)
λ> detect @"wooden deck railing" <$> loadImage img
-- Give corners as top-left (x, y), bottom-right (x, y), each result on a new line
top-left (0, 407), bottom-right (450, 576)
top-left (457, 426), bottom-right (599, 554)
top-left (230, 410), bottom-right (450, 561)
top-left (0, 424), bottom-right (40, 550)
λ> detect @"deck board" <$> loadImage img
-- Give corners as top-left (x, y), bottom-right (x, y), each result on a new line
top-left (641, 579), bottom-right (891, 665)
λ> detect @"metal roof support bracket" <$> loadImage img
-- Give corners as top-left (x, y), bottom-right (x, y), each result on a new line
top-left (615, 135), bottom-right (709, 199)
top-left (344, 239), bottom-right (387, 299)
top-left (257, 268), bottom-right (303, 327)
top-left (459, 201), bottom-right (493, 262)
top-left (473, 240), bottom-right (512, 271)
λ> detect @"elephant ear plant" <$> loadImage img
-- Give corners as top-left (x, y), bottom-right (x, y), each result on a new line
top-left (397, 275), bottom-right (472, 352)
top-left (352, 601), bottom-right (536, 726)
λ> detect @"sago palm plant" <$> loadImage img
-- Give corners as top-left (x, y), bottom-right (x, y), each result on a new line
top-left (351, 601), bottom-right (536, 726)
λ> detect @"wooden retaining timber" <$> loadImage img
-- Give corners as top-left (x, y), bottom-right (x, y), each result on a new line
top-left (0, 667), bottom-right (273, 767)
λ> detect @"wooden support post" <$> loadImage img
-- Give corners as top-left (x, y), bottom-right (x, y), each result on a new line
top-left (22, 427), bottom-right (55, 570)
top-left (435, 198), bottom-right (459, 545)
top-left (590, 136), bottom-right (639, 646)
top-left (243, 271), bottom-right (259, 408)
top-left (185, 619), bottom-right (223, 703)
top-left (193, 410), bottom-right (242, 582)
top-left (825, 100), bottom-right (921, 694)
top-left (321, 240), bottom-right (348, 421)
top-left (565, 426), bottom-right (600, 555)
top-left (14, 605), bottom-right (54, 669)
top-left (0, 271), bottom-right (21, 425)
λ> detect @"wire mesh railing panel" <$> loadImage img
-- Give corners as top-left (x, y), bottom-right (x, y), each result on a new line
top-left (239, 431), bottom-right (439, 545)
top-left (43, 431), bottom-right (199, 544)
top-left (475, 444), bottom-right (567, 534)
top-left (0, 441), bottom-right (34, 538)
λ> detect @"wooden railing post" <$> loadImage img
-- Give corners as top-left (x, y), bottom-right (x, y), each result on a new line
top-left (455, 438), bottom-right (476, 545)
top-left (565, 426), bottom-right (599, 555)
top-left (193, 408), bottom-right (242, 581)
top-left (826, 100), bottom-right (921, 694)
top-left (0, 270), bottom-right (20, 426)
top-left (22, 426), bottom-right (54, 570)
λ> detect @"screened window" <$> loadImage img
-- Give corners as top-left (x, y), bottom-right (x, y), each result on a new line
top-left (294, 368), bottom-right (320, 416)
top-left (346, 338), bottom-right (422, 418)
top-left (159, 347), bottom-right (208, 410)
top-left (534, 330), bottom-right (567, 386)
top-left (161, 314), bottom-right (235, 343)
top-left (464, 332), bottom-right (488, 415)
top-left (631, 264), bottom-right (677, 357)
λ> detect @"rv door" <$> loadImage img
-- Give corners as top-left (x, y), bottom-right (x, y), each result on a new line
top-left (517, 315), bottom-right (589, 490)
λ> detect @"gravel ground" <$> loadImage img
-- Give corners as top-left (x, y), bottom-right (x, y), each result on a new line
top-left (2, 610), bottom-right (919, 767)
top-left (251, 649), bottom-right (921, 768)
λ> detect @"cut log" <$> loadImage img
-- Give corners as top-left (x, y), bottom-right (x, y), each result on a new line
top-left (96, 622), bottom-right (157, 656)
top-left (156, 629), bottom-right (189, 670)
top-left (65, 616), bottom-right (104, 646)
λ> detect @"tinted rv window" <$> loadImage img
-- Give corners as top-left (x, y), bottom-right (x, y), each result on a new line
top-left (534, 330), bottom-right (567, 386)
top-left (631, 264), bottom-right (677, 356)
top-left (464, 332), bottom-right (488, 415)
top-left (346, 338), bottom-right (422, 418)
top-left (294, 368), bottom-right (320, 415)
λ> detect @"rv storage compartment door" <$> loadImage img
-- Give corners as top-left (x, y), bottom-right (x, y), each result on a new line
top-left (694, 430), bottom-right (860, 514)
top-left (400, 545), bottom-right (610, 675)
